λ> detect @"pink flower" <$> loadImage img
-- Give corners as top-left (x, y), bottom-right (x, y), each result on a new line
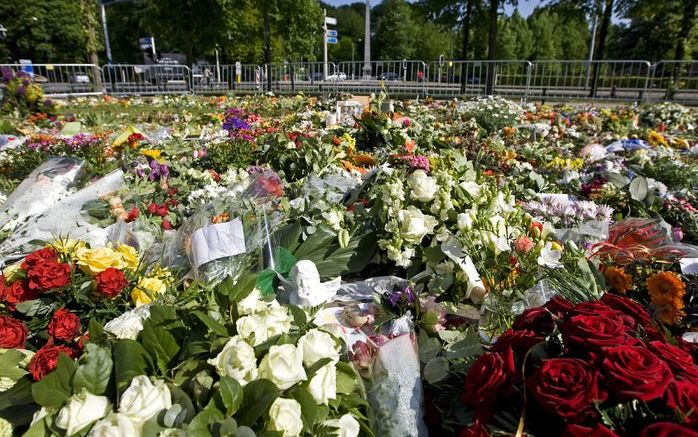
top-left (514, 236), bottom-right (535, 254)
top-left (349, 340), bottom-right (377, 379)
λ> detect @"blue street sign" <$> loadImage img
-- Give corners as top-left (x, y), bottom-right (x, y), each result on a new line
top-left (326, 37), bottom-right (338, 44)
top-left (326, 29), bottom-right (338, 37)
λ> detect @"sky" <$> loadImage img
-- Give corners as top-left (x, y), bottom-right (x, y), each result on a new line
top-left (323, 0), bottom-right (542, 18)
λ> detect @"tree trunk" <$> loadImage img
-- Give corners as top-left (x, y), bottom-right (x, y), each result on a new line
top-left (485, 0), bottom-right (499, 95)
top-left (589, 0), bottom-right (613, 98)
top-left (83, 0), bottom-right (102, 91)
top-left (460, 0), bottom-right (473, 93)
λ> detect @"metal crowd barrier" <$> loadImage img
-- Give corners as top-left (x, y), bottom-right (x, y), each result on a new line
top-left (1, 60), bottom-right (697, 103)
top-left (0, 63), bottom-right (103, 96)
top-left (528, 60), bottom-right (652, 102)
top-left (102, 64), bottom-right (191, 95)
top-left (425, 60), bottom-right (532, 99)
top-left (648, 61), bottom-right (698, 105)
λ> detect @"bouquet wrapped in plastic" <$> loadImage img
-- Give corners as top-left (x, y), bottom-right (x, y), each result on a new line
top-left (179, 169), bottom-right (285, 284)
top-left (590, 218), bottom-right (698, 265)
top-left (314, 303), bottom-right (427, 437)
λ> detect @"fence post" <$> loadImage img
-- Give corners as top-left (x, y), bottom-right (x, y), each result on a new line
top-left (524, 61), bottom-right (532, 102)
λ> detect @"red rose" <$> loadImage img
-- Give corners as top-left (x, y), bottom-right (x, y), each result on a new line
top-left (567, 301), bottom-right (636, 329)
top-left (678, 337), bottom-right (698, 362)
top-left (21, 247), bottom-right (58, 270)
top-left (639, 422), bottom-right (698, 437)
top-left (648, 340), bottom-right (698, 383)
top-left (461, 347), bottom-right (517, 408)
top-left (25, 259), bottom-right (71, 291)
top-left (527, 358), bottom-right (605, 420)
top-left (162, 219), bottom-right (172, 230)
top-left (491, 329), bottom-right (544, 356)
top-left (459, 422), bottom-right (490, 437)
top-left (544, 296), bottom-right (574, 318)
top-left (126, 206), bottom-right (139, 222)
top-left (601, 293), bottom-right (652, 328)
top-left (600, 345), bottom-right (673, 401)
top-left (563, 424), bottom-right (619, 437)
top-left (94, 268), bottom-right (129, 298)
top-left (0, 315), bottom-right (27, 348)
top-left (560, 313), bottom-right (635, 353)
top-left (664, 379), bottom-right (698, 427)
top-left (512, 307), bottom-right (554, 334)
top-left (148, 202), bottom-right (158, 214)
top-left (28, 344), bottom-right (76, 380)
top-left (1, 280), bottom-right (38, 310)
top-left (47, 308), bottom-right (81, 342)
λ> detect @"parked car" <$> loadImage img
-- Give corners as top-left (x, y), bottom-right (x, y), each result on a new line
top-left (378, 71), bottom-right (400, 81)
top-left (326, 72), bottom-right (347, 81)
top-left (69, 74), bottom-right (91, 84)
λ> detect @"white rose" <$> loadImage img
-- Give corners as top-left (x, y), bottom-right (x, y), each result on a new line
top-left (119, 376), bottom-right (172, 425)
top-left (298, 329), bottom-right (340, 367)
top-left (208, 336), bottom-right (258, 386)
top-left (55, 391), bottom-right (111, 436)
top-left (308, 363), bottom-right (337, 405)
top-left (323, 414), bottom-right (361, 437)
top-left (258, 344), bottom-right (307, 390)
top-left (104, 305), bottom-right (151, 340)
top-left (268, 398), bottom-right (303, 437)
top-left (237, 288), bottom-right (266, 315)
top-left (88, 413), bottom-right (140, 437)
top-left (236, 315), bottom-right (267, 346)
top-left (262, 306), bottom-right (293, 339)
top-left (322, 210), bottom-right (344, 231)
top-left (397, 207), bottom-right (438, 244)
top-left (460, 180), bottom-right (481, 198)
top-left (409, 170), bottom-right (438, 202)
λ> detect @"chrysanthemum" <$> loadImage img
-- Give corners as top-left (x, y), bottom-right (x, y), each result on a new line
top-left (604, 266), bottom-right (633, 295)
top-left (646, 271), bottom-right (686, 325)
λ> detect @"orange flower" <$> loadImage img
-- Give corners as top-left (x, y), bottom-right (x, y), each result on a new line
top-left (352, 153), bottom-right (376, 167)
top-left (405, 138), bottom-right (415, 154)
top-left (604, 266), bottom-right (633, 295)
top-left (646, 271), bottom-right (686, 325)
top-left (212, 212), bottom-right (230, 224)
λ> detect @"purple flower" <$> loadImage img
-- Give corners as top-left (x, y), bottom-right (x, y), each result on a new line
top-left (672, 227), bottom-right (684, 242)
top-left (400, 155), bottom-right (430, 172)
top-left (44, 99), bottom-right (53, 107)
top-left (386, 286), bottom-right (417, 312)
top-left (159, 163), bottom-right (170, 177)
top-left (16, 86), bottom-right (25, 96)
top-left (22, 79), bottom-right (30, 87)
top-left (0, 67), bottom-right (13, 83)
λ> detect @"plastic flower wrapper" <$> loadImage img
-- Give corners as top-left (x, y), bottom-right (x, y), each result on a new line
top-left (179, 169), bottom-right (286, 285)
top-left (338, 303), bottom-right (427, 437)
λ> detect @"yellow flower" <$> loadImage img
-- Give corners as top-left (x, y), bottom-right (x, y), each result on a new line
top-left (550, 241), bottom-right (563, 251)
top-left (115, 244), bottom-right (139, 271)
top-left (673, 138), bottom-right (690, 149)
top-left (75, 246), bottom-right (127, 275)
top-left (131, 277), bottom-right (167, 307)
top-left (140, 149), bottom-right (162, 160)
top-left (2, 263), bottom-right (23, 283)
top-left (648, 131), bottom-right (668, 147)
top-left (50, 239), bottom-right (86, 256)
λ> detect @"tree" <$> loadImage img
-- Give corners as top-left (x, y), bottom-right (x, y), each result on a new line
top-left (373, 0), bottom-right (418, 59)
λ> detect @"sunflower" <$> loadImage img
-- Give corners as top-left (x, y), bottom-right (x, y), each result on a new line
top-left (646, 271), bottom-right (686, 325)
top-left (648, 130), bottom-right (668, 147)
top-left (604, 266), bottom-right (633, 295)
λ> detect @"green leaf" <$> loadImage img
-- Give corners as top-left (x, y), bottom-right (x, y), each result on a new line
top-left (444, 328), bottom-right (483, 359)
top-left (21, 414), bottom-right (52, 437)
top-left (140, 322), bottom-right (180, 373)
top-left (287, 305), bottom-right (307, 327)
top-left (59, 121), bottom-right (82, 136)
top-left (188, 404), bottom-right (224, 437)
top-left (255, 269), bottom-right (277, 297)
top-left (274, 221), bottom-right (303, 253)
top-left (73, 344), bottom-right (112, 395)
top-left (238, 379), bottom-right (280, 426)
top-left (168, 385), bottom-right (197, 423)
top-left (31, 353), bottom-right (75, 408)
top-left (0, 349), bottom-right (29, 380)
top-left (0, 376), bottom-right (33, 411)
top-left (417, 330), bottom-right (441, 364)
top-left (335, 362), bottom-right (359, 395)
top-left (305, 358), bottom-right (333, 379)
top-left (218, 377), bottom-right (243, 416)
top-left (289, 387), bottom-right (318, 430)
top-left (220, 273), bottom-right (257, 302)
top-left (114, 339), bottom-right (151, 396)
top-left (193, 311), bottom-right (229, 337)
top-left (273, 247), bottom-right (297, 275)
top-left (629, 176), bottom-right (648, 201)
top-left (423, 357), bottom-right (449, 384)
top-left (87, 318), bottom-right (106, 345)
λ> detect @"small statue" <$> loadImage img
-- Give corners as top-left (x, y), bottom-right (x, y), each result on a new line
top-left (283, 260), bottom-right (341, 307)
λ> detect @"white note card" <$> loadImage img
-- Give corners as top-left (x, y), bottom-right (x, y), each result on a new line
top-left (192, 218), bottom-right (246, 268)
top-left (680, 258), bottom-right (698, 276)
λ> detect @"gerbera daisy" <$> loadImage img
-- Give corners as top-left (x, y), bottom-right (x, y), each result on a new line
top-left (604, 266), bottom-right (633, 295)
top-left (646, 271), bottom-right (686, 325)
top-left (647, 130), bottom-right (668, 147)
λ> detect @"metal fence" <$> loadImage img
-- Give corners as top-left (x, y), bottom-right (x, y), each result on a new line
top-left (2, 60), bottom-right (697, 104)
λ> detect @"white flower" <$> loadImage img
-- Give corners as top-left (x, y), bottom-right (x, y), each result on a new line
top-left (298, 329), bottom-right (340, 367)
top-left (460, 180), bottom-right (481, 198)
top-left (88, 413), bottom-right (140, 437)
top-left (537, 242), bottom-right (563, 268)
top-left (119, 376), bottom-right (172, 425)
top-left (409, 170), bottom-right (438, 202)
top-left (397, 207), bottom-right (438, 244)
top-left (208, 336), bottom-right (258, 386)
top-left (104, 305), bottom-right (151, 340)
top-left (308, 363), bottom-right (337, 405)
top-left (0, 417), bottom-right (10, 437)
top-left (259, 344), bottom-right (307, 390)
top-left (261, 306), bottom-right (294, 339)
top-left (236, 288), bottom-right (266, 316)
top-left (323, 414), bottom-right (361, 437)
top-left (268, 398), bottom-right (303, 437)
top-left (457, 211), bottom-right (474, 231)
top-left (236, 314), bottom-right (266, 346)
top-left (55, 391), bottom-right (111, 436)
top-left (322, 210), bottom-right (344, 231)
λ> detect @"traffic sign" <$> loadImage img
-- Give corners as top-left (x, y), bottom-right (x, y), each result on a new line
top-left (326, 29), bottom-right (338, 37)
top-left (326, 37), bottom-right (338, 44)
top-left (325, 17), bottom-right (337, 25)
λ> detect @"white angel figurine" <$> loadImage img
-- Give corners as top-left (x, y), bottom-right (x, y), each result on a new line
top-left (282, 260), bottom-right (342, 307)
